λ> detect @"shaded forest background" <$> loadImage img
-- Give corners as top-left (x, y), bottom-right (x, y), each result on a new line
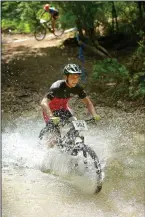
top-left (2, 1), bottom-right (145, 101)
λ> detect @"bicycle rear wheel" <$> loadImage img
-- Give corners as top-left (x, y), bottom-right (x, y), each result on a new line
top-left (53, 20), bottom-right (65, 37)
top-left (34, 25), bottom-right (46, 41)
top-left (71, 144), bottom-right (102, 193)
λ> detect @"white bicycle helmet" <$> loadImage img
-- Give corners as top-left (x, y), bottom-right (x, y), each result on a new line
top-left (63, 64), bottom-right (82, 75)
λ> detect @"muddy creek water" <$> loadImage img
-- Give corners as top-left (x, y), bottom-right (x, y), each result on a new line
top-left (2, 109), bottom-right (145, 217)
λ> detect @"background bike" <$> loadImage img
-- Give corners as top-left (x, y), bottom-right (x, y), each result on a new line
top-left (34, 18), bottom-right (65, 41)
top-left (40, 117), bottom-right (103, 194)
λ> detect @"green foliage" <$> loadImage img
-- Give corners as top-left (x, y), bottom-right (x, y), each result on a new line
top-left (128, 33), bottom-right (145, 74)
top-left (93, 50), bottom-right (145, 100)
top-left (93, 58), bottom-right (129, 83)
top-left (136, 37), bottom-right (145, 55)
top-left (128, 36), bottom-right (145, 99)
top-left (2, 19), bottom-right (18, 30)
top-left (1, 1), bottom-right (145, 35)
top-left (18, 23), bottom-right (31, 33)
top-left (2, 1), bottom-right (45, 33)
top-left (2, 1), bottom-right (21, 20)
top-left (92, 58), bottom-right (131, 99)
top-left (57, 2), bottom-right (105, 33)
top-left (129, 72), bottom-right (145, 99)
top-left (59, 12), bottom-right (76, 28)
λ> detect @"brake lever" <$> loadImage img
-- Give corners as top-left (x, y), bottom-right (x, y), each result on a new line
top-left (85, 118), bottom-right (95, 123)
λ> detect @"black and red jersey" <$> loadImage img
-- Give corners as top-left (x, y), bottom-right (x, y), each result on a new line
top-left (43, 80), bottom-right (87, 122)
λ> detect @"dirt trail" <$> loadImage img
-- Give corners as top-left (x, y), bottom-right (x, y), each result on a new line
top-left (2, 32), bottom-right (75, 61)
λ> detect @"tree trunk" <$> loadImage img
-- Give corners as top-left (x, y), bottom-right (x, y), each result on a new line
top-left (136, 1), bottom-right (145, 30)
top-left (76, 18), bottom-right (83, 37)
top-left (142, 2), bottom-right (145, 31)
top-left (75, 24), bottom-right (111, 58)
top-left (111, 2), bottom-right (118, 33)
top-left (137, 1), bottom-right (143, 22)
top-left (73, 2), bottom-right (111, 58)
top-left (142, 2), bottom-right (145, 12)
top-left (83, 43), bottom-right (108, 58)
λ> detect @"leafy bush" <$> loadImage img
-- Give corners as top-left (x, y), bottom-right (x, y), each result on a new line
top-left (129, 32), bottom-right (145, 74)
top-left (129, 71), bottom-right (145, 99)
top-left (60, 12), bottom-right (76, 28)
top-left (93, 58), bottom-right (129, 83)
top-left (17, 22), bottom-right (31, 33)
top-left (136, 37), bottom-right (145, 56)
top-left (2, 19), bottom-right (18, 31)
top-left (2, 19), bottom-right (31, 33)
top-left (128, 33), bottom-right (145, 99)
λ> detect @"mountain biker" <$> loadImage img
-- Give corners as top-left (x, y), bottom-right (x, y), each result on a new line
top-left (41, 4), bottom-right (59, 33)
top-left (39, 64), bottom-right (101, 144)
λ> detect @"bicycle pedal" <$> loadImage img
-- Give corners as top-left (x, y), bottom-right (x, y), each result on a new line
top-left (50, 29), bottom-right (54, 33)
top-left (48, 27), bottom-right (53, 32)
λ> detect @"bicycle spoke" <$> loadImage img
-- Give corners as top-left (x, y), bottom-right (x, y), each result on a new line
top-left (34, 25), bottom-right (46, 41)
top-left (53, 20), bottom-right (65, 37)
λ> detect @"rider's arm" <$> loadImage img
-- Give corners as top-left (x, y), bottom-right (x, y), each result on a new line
top-left (81, 97), bottom-right (97, 117)
top-left (40, 11), bottom-right (46, 17)
top-left (40, 96), bottom-right (53, 117)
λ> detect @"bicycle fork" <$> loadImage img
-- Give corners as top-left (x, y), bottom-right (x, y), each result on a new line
top-left (71, 136), bottom-right (88, 168)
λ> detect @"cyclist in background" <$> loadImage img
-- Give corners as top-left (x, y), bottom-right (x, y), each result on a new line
top-left (41, 4), bottom-right (59, 33)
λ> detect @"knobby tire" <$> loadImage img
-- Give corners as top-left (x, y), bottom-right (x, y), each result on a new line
top-left (71, 144), bottom-right (102, 193)
top-left (34, 25), bottom-right (46, 41)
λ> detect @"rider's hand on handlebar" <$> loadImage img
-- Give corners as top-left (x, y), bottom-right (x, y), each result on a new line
top-left (50, 116), bottom-right (60, 125)
top-left (93, 115), bottom-right (101, 122)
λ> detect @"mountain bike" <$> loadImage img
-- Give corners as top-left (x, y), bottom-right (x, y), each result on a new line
top-left (34, 18), bottom-right (65, 41)
top-left (39, 117), bottom-right (103, 193)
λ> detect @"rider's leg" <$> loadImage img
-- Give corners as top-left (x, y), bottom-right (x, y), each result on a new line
top-left (50, 109), bottom-right (72, 147)
top-left (39, 120), bottom-right (60, 148)
top-left (39, 109), bottom-right (72, 147)
top-left (51, 18), bottom-right (55, 32)
top-left (55, 109), bottom-right (78, 143)
top-left (53, 109), bottom-right (73, 125)
top-left (52, 13), bottom-right (59, 32)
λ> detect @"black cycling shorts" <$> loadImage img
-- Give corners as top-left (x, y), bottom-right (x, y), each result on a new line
top-left (52, 109), bottom-right (72, 122)
top-left (39, 109), bottom-right (72, 140)
top-left (52, 11), bottom-right (59, 19)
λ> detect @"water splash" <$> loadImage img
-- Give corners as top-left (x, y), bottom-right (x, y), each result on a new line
top-left (2, 113), bottom-right (145, 216)
top-left (2, 115), bottom-right (112, 194)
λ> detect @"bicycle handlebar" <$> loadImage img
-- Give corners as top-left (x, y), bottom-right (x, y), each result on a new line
top-left (84, 118), bottom-right (95, 123)
top-left (71, 117), bottom-right (96, 123)
top-left (51, 117), bottom-right (97, 127)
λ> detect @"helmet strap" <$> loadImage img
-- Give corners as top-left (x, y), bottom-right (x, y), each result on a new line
top-left (65, 75), bottom-right (73, 88)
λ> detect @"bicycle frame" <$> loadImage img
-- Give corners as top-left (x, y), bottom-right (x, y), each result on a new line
top-left (56, 118), bottom-right (93, 154)
top-left (35, 18), bottom-right (65, 40)
top-left (40, 19), bottom-right (52, 31)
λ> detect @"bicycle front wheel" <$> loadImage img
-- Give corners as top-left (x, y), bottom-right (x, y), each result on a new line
top-left (71, 144), bottom-right (103, 193)
top-left (53, 20), bottom-right (65, 37)
top-left (34, 25), bottom-right (46, 41)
